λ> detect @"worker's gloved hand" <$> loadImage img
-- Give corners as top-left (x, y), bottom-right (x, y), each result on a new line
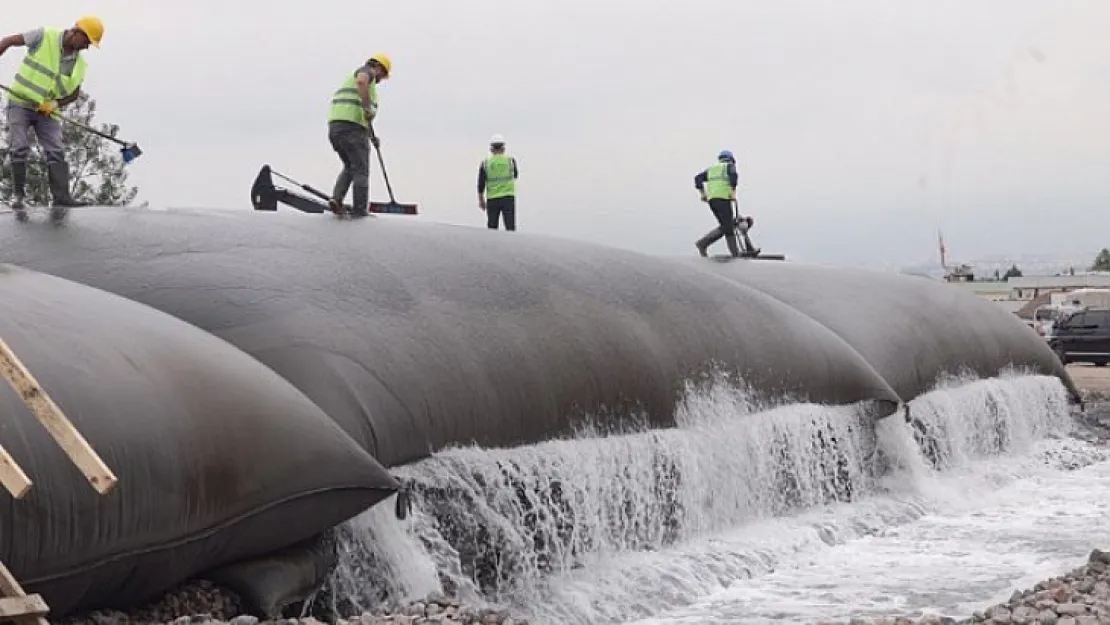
top-left (729, 190), bottom-right (737, 201)
top-left (36, 100), bottom-right (58, 116)
top-left (478, 197), bottom-right (486, 210)
top-left (699, 192), bottom-right (707, 203)
top-left (370, 135), bottom-right (381, 148)
top-left (363, 105), bottom-right (377, 122)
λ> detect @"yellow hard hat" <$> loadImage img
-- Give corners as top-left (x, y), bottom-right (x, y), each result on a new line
top-left (75, 16), bottom-right (104, 48)
top-left (369, 53), bottom-right (392, 78)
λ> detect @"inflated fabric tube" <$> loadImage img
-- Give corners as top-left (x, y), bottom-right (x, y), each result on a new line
top-left (0, 264), bottom-right (398, 617)
top-left (202, 530), bottom-right (339, 619)
top-left (682, 258), bottom-right (1082, 404)
top-left (0, 208), bottom-right (901, 467)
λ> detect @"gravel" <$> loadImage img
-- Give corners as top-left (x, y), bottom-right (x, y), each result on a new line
top-left (53, 582), bottom-right (529, 625)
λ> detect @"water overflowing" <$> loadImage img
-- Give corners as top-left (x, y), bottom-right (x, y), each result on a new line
top-left (321, 370), bottom-right (1106, 625)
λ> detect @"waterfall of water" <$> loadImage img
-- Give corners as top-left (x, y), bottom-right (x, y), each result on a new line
top-left (316, 371), bottom-right (1075, 624)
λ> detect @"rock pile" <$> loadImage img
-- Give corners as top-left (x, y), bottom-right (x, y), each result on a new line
top-left (343, 593), bottom-right (528, 625)
top-left (53, 585), bottom-right (528, 625)
top-left (54, 580), bottom-right (245, 625)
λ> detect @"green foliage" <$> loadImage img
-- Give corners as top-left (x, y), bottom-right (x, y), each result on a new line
top-left (0, 93), bottom-right (138, 206)
top-left (1003, 264), bottom-right (1023, 279)
top-left (1092, 248), bottom-right (1110, 272)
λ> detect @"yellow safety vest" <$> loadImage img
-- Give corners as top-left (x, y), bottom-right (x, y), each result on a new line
top-left (705, 162), bottom-right (734, 200)
top-left (328, 69), bottom-right (379, 128)
top-left (9, 28), bottom-right (86, 107)
top-left (483, 154), bottom-right (516, 199)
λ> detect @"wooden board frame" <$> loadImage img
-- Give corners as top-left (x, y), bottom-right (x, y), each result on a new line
top-left (0, 337), bottom-right (120, 624)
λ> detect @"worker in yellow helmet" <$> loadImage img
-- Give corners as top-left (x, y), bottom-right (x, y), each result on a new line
top-left (0, 16), bottom-right (103, 217)
top-left (326, 53), bottom-right (391, 218)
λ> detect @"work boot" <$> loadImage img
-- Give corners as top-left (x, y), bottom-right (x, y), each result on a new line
top-left (331, 170), bottom-right (352, 217)
top-left (350, 183), bottom-right (369, 219)
top-left (328, 198), bottom-right (348, 218)
top-left (725, 234), bottom-right (742, 258)
top-left (47, 162), bottom-right (87, 224)
top-left (695, 231), bottom-right (718, 257)
top-left (10, 161), bottom-right (26, 210)
top-left (47, 162), bottom-right (87, 208)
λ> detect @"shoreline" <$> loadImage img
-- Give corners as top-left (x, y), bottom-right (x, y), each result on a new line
top-left (821, 548), bottom-right (1110, 625)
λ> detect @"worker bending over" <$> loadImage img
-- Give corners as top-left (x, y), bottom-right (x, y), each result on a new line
top-left (693, 150), bottom-right (759, 257)
top-left (477, 134), bottom-right (519, 231)
top-left (326, 53), bottom-right (391, 218)
top-left (0, 16), bottom-right (103, 215)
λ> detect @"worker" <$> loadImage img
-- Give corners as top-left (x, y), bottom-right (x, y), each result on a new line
top-left (477, 134), bottom-right (519, 231)
top-left (0, 16), bottom-right (103, 215)
top-left (692, 150), bottom-right (759, 258)
top-left (326, 53), bottom-right (391, 219)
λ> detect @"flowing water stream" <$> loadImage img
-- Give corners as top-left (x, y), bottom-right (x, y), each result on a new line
top-left (319, 371), bottom-right (1106, 625)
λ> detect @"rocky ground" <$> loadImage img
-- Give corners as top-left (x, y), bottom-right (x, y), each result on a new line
top-left (50, 365), bottom-right (1110, 625)
top-left (54, 582), bottom-right (529, 625)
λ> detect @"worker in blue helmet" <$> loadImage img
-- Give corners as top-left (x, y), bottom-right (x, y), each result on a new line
top-left (693, 150), bottom-right (759, 257)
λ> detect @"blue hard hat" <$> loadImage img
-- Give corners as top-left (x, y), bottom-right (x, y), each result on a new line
top-left (718, 150), bottom-right (734, 161)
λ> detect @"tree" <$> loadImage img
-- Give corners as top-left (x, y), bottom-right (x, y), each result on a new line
top-left (0, 92), bottom-right (138, 207)
top-left (1092, 249), bottom-right (1110, 272)
top-left (1003, 264), bottom-right (1023, 279)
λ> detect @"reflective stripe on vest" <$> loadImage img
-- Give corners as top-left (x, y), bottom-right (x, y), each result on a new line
top-left (483, 154), bottom-right (515, 199)
top-left (328, 72), bottom-right (378, 128)
top-left (9, 28), bottom-right (86, 107)
top-left (705, 161), bottom-right (733, 200)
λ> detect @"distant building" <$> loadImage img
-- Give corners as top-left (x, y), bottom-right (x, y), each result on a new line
top-left (947, 280), bottom-right (1012, 302)
top-left (1006, 273), bottom-right (1110, 301)
top-left (942, 272), bottom-right (1110, 323)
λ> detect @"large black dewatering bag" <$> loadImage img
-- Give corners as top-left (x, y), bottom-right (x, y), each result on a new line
top-left (682, 258), bottom-right (1081, 404)
top-left (0, 264), bottom-right (398, 616)
top-left (0, 206), bottom-right (1079, 617)
top-left (0, 207), bottom-right (902, 469)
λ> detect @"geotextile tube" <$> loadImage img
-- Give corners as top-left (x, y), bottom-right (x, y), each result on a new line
top-left (0, 263), bottom-right (398, 616)
top-left (0, 207), bottom-right (901, 469)
top-left (683, 258), bottom-right (1082, 405)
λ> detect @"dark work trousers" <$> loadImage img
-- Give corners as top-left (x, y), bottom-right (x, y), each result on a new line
top-left (328, 120), bottom-right (371, 217)
top-left (486, 195), bottom-right (516, 231)
top-left (695, 198), bottom-right (742, 257)
top-left (708, 199), bottom-right (735, 236)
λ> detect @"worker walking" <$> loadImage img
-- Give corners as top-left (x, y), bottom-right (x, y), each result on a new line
top-left (326, 53), bottom-right (391, 219)
top-left (693, 150), bottom-right (749, 258)
top-left (478, 134), bottom-right (519, 231)
top-left (0, 16), bottom-right (103, 215)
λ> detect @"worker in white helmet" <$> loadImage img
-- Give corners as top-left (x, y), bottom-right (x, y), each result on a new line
top-left (477, 134), bottom-right (519, 231)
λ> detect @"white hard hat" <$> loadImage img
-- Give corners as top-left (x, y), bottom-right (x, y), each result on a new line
top-left (490, 134), bottom-right (505, 145)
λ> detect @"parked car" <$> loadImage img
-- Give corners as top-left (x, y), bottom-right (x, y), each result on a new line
top-left (1047, 307), bottom-right (1110, 366)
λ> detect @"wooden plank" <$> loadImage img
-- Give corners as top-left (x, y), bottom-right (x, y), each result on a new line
top-left (0, 443), bottom-right (31, 499)
top-left (0, 558), bottom-right (27, 598)
top-left (0, 595), bottom-right (48, 618)
top-left (0, 339), bottom-right (118, 495)
top-left (0, 562), bottom-right (48, 625)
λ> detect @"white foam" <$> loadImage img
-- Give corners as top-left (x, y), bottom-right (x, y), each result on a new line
top-left (326, 372), bottom-right (1101, 625)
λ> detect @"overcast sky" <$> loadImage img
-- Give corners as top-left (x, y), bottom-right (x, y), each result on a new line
top-left (4, 1), bottom-right (1109, 269)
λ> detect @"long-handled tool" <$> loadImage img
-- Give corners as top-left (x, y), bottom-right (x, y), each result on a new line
top-left (367, 122), bottom-right (418, 215)
top-left (269, 167), bottom-right (333, 204)
top-left (728, 198), bottom-right (785, 261)
top-left (0, 83), bottom-right (143, 164)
